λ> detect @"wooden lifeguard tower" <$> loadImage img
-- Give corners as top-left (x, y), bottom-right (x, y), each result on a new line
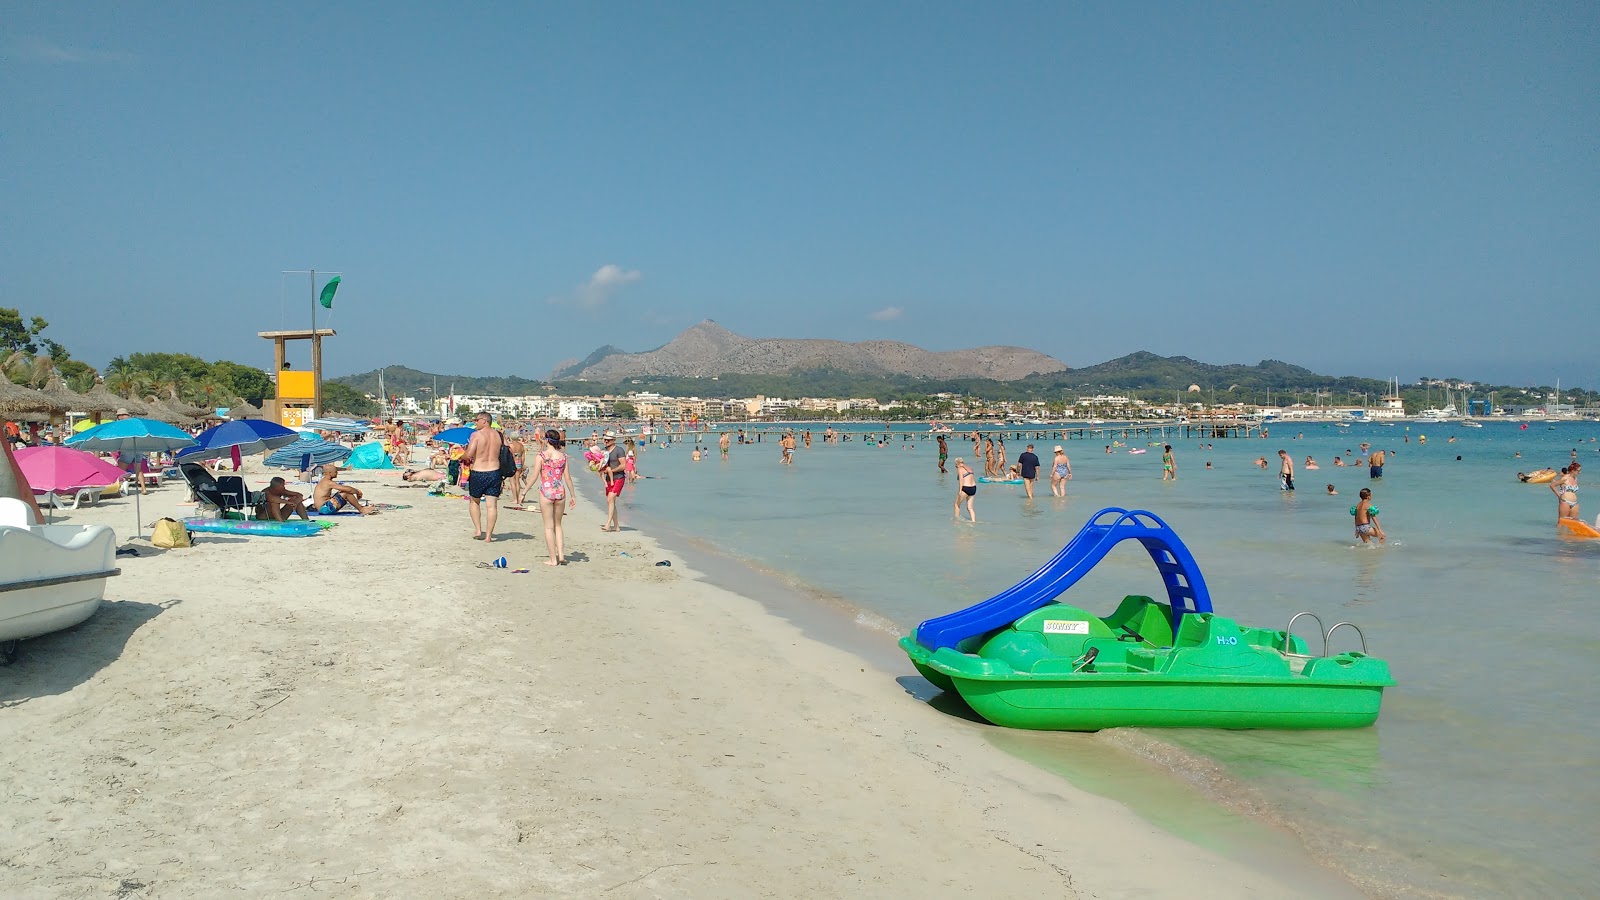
top-left (259, 328), bottom-right (335, 428)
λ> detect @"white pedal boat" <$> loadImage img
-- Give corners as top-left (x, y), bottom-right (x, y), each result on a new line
top-left (0, 497), bottom-right (119, 664)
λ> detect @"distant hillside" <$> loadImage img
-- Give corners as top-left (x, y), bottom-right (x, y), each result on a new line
top-left (330, 365), bottom-right (553, 399)
top-left (553, 320), bottom-right (1068, 381)
top-left (1047, 351), bottom-right (1371, 394)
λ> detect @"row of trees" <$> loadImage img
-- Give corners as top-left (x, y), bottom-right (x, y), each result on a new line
top-left (2, 307), bottom-right (309, 413)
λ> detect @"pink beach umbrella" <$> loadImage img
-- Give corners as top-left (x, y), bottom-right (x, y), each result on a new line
top-left (14, 445), bottom-right (126, 493)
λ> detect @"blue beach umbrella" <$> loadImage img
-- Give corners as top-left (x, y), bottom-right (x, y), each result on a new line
top-left (432, 426), bottom-right (474, 445)
top-left (175, 419), bottom-right (301, 463)
top-left (64, 417), bottom-right (198, 539)
top-left (264, 436), bottom-right (354, 471)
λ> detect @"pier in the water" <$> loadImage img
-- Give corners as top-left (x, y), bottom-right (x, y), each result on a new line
top-left (641, 422), bottom-right (1265, 444)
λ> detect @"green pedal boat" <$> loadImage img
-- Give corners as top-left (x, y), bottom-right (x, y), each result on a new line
top-left (900, 508), bottom-right (1395, 731)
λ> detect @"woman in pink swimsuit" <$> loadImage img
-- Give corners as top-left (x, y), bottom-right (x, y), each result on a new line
top-left (535, 429), bottom-right (577, 565)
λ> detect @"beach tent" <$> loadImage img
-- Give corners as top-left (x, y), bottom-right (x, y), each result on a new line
top-left (345, 442), bottom-right (394, 469)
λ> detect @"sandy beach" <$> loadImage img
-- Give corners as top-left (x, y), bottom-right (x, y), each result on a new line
top-left (2, 469), bottom-right (1356, 898)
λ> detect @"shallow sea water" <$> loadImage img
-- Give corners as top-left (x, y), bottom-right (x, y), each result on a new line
top-left (603, 420), bottom-right (1599, 897)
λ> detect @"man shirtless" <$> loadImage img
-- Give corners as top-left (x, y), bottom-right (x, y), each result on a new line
top-left (262, 476), bottom-right (311, 521)
top-left (312, 463), bottom-right (378, 515)
top-left (460, 412), bottom-right (504, 541)
top-left (719, 431), bottom-right (730, 459)
top-left (1368, 448), bottom-right (1386, 479)
top-left (780, 432), bottom-right (796, 465)
top-left (1278, 449), bottom-right (1295, 491)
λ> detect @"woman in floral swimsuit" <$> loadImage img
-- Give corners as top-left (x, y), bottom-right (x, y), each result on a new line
top-left (535, 429), bottom-right (577, 565)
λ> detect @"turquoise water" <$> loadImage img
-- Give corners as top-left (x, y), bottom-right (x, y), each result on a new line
top-left (608, 420), bottom-right (1599, 897)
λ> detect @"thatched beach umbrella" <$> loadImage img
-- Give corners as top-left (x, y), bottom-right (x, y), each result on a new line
top-left (228, 398), bottom-right (263, 419)
top-left (165, 388), bottom-right (213, 420)
top-left (140, 396), bottom-right (191, 425)
top-left (0, 367), bottom-right (60, 417)
top-left (90, 378), bottom-right (156, 417)
top-left (40, 372), bottom-right (120, 417)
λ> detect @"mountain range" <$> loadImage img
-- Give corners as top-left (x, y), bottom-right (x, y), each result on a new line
top-left (547, 320), bottom-right (1067, 381)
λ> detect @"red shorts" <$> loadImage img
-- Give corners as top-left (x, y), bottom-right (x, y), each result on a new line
top-left (605, 477), bottom-right (625, 496)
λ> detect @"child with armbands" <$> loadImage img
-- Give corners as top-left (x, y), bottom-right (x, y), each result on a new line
top-left (1352, 488), bottom-right (1385, 545)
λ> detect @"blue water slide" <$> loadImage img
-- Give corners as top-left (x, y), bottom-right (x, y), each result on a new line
top-left (913, 507), bottom-right (1212, 651)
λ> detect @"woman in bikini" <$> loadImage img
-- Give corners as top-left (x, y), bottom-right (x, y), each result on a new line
top-left (535, 429), bottom-right (577, 565)
top-left (1552, 462), bottom-right (1580, 523)
top-left (953, 458), bottom-right (978, 523)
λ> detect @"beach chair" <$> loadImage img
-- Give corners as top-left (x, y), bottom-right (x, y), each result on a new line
top-left (215, 475), bottom-right (263, 511)
top-left (179, 463), bottom-right (252, 517)
top-left (37, 487), bottom-right (104, 511)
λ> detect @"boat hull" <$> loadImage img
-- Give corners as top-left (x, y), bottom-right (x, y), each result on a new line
top-left (0, 523), bottom-right (118, 644)
top-left (903, 637), bottom-right (1386, 730)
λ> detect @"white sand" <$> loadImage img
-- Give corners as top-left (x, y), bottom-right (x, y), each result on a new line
top-left (1, 471), bottom-right (1357, 898)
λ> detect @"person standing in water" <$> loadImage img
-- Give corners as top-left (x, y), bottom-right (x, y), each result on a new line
top-left (1353, 488), bottom-right (1385, 544)
top-left (780, 431), bottom-right (796, 465)
top-left (1552, 462), bottom-right (1580, 522)
top-left (1050, 446), bottom-right (1072, 496)
top-left (719, 431), bottom-right (730, 459)
top-left (1162, 444), bottom-right (1176, 481)
top-left (953, 458), bottom-right (977, 522)
top-left (1278, 449), bottom-right (1295, 491)
top-left (1017, 444), bottom-right (1041, 499)
top-left (936, 434), bottom-right (948, 473)
top-left (1369, 447), bottom-right (1386, 479)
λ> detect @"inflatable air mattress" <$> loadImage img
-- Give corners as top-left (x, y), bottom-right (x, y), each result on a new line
top-left (181, 517), bottom-right (325, 537)
top-left (1557, 518), bottom-right (1600, 538)
top-left (978, 477), bottom-right (1024, 484)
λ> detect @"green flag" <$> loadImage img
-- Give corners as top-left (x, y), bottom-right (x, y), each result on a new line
top-left (319, 275), bottom-right (341, 309)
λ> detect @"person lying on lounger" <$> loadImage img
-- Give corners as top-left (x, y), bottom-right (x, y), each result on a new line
top-left (400, 468), bottom-right (447, 484)
top-left (261, 476), bottom-right (312, 521)
top-left (311, 463), bottom-right (379, 515)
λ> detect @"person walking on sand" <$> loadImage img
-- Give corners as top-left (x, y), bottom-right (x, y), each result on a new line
top-left (1162, 444), bottom-right (1176, 481)
top-left (936, 434), bottom-right (948, 473)
top-left (600, 430), bottom-right (626, 532)
top-left (461, 412), bottom-right (505, 541)
top-left (1017, 443), bottom-right (1041, 499)
top-left (1278, 449), bottom-right (1295, 491)
top-left (1552, 462), bottom-right (1580, 523)
top-left (1353, 488), bottom-right (1386, 544)
top-left (1369, 447), bottom-right (1386, 479)
top-left (953, 458), bottom-right (978, 522)
top-left (1050, 446), bottom-right (1072, 497)
top-left (534, 429), bottom-right (576, 564)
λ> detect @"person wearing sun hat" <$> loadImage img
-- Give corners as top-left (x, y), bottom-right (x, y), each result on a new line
top-left (1050, 445), bottom-right (1072, 497)
top-left (600, 430), bottom-right (627, 532)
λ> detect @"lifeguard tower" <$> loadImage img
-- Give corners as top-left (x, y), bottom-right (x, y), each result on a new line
top-left (259, 328), bottom-right (335, 428)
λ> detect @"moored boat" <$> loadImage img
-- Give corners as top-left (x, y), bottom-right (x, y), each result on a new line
top-left (0, 497), bottom-right (119, 665)
top-left (899, 508), bottom-right (1395, 730)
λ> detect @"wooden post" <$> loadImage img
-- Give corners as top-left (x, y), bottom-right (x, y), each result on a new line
top-left (311, 334), bottom-right (323, 417)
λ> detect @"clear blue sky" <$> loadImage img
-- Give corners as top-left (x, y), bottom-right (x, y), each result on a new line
top-left (5, 2), bottom-right (1596, 387)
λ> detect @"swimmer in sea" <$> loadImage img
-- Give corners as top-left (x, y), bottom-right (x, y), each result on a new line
top-left (1304, 456), bottom-right (1319, 470)
top-left (1327, 484), bottom-right (1337, 495)
top-left (1352, 488), bottom-right (1385, 545)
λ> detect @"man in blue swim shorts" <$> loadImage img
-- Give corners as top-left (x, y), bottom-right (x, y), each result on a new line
top-left (1368, 447), bottom-right (1385, 478)
top-left (461, 411), bottom-right (505, 542)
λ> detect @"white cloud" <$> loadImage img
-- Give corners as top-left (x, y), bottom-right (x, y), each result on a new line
top-left (15, 37), bottom-right (136, 64)
top-left (549, 264), bottom-right (642, 309)
top-left (868, 306), bottom-right (904, 321)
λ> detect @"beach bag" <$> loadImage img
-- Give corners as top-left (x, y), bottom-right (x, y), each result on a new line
top-left (498, 440), bottom-right (517, 478)
top-left (150, 517), bottom-right (191, 549)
